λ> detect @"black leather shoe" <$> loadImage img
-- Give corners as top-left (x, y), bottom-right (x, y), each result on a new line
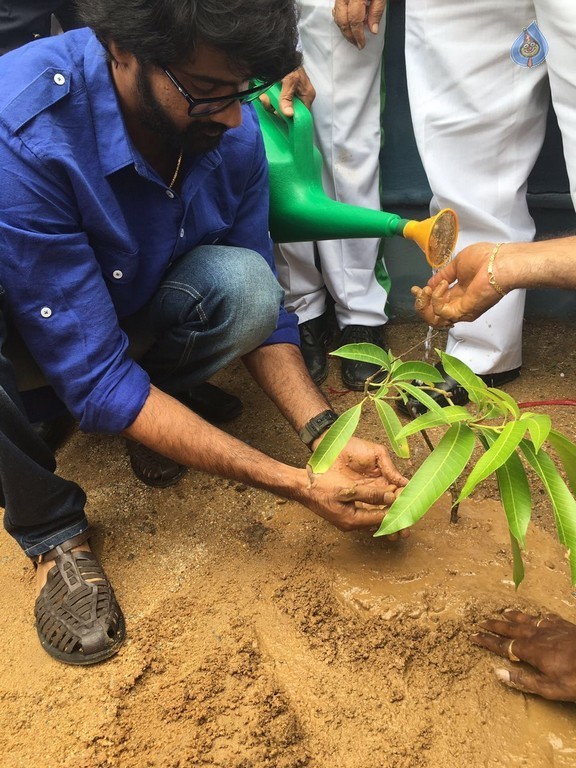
top-left (339, 324), bottom-right (386, 391)
top-left (397, 363), bottom-right (521, 416)
top-left (299, 315), bottom-right (329, 385)
top-left (176, 382), bottom-right (242, 423)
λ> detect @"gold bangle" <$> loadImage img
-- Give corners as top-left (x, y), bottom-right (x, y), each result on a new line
top-left (487, 243), bottom-right (508, 297)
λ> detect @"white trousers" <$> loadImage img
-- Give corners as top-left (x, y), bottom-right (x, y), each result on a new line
top-left (405, 0), bottom-right (576, 373)
top-left (275, 0), bottom-right (388, 329)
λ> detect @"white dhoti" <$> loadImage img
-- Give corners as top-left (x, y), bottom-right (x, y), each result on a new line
top-left (405, 0), bottom-right (576, 373)
top-left (275, 0), bottom-right (389, 329)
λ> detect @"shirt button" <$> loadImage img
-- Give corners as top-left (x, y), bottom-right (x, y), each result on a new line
top-left (166, 189), bottom-right (175, 199)
top-left (179, 228), bottom-right (185, 238)
top-left (112, 270), bottom-right (123, 279)
top-left (40, 307), bottom-right (52, 318)
top-left (53, 73), bottom-right (66, 86)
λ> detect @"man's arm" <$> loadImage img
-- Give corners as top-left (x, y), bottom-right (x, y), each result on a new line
top-left (242, 342), bottom-right (408, 522)
top-left (411, 237), bottom-right (576, 326)
top-left (242, 342), bottom-right (330, 434)
top-left (242, 343), bottom-right (403, 478)
top-left (124, 376), bottom-right (405, 532)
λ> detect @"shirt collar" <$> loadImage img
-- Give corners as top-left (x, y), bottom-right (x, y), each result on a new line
top-left (82, 33), bottom-right (135, 177)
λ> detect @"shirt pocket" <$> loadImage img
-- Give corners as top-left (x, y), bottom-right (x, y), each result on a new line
top-left (94, 242), bottom-right (140, 286)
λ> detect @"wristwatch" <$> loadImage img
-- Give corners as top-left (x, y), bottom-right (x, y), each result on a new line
top-left (299, 409), bottom-right (339, 448)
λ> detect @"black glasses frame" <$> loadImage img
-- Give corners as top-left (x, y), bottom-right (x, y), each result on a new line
top-left (162, 66), bottom-right (275, 117)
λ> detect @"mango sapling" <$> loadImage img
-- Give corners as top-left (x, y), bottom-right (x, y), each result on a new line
top-left (309, 344), bottom-right (576, 588)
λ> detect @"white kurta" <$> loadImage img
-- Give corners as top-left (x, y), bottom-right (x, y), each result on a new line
top-left (405, 0), bottom-right (576, 373)
top-left (275, 0), bottom-right (389, 329)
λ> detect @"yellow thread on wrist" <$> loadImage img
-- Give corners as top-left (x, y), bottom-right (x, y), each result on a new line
top-left (487, 243), bottom-right (507, 297)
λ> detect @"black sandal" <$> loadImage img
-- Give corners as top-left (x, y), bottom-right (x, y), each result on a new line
top-left (126, 440), bottom-right (187, 488)
top-left (176, 382), bottom-right (242, 423)
top-left (34, 531), bottom-right (125, 665)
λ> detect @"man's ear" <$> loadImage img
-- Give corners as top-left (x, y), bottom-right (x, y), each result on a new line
top-left (107, 40), bottom-right (135, 70)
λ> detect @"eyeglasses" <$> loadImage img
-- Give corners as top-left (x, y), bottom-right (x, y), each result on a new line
top-left (162, 66), bottom-right (275, 117)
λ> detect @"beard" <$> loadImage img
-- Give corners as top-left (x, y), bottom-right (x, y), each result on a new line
top-left (135, 66), bottom-right (228, 155)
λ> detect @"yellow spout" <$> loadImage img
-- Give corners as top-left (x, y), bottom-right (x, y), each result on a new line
top-left (403, 209), bottom-right (459, 268)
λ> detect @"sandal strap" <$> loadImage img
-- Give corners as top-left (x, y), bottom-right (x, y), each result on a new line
top-left (34, 533), bottom-right (125, 664)
top-left (126, 439), bottom-right (187, 488)
top-left (34, 529), bottom-right (91, 564)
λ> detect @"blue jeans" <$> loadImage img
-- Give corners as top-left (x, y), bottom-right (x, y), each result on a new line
top-left (1, 246), bottom-right (283, 557)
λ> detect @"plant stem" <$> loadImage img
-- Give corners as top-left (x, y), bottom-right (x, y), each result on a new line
top-left (419, 427), bottom-right (435, 454)
top-left (419, 423), bottom-right (460, 524)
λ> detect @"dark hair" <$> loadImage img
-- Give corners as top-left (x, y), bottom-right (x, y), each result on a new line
top-left (74, 0), bottom-right (301, 81)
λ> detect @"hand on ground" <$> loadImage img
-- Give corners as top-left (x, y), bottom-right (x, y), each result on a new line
top-left (472, 608), bottom-right (576, 702)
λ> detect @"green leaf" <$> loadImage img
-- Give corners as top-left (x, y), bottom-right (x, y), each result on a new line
top-left (374, 423), bottom-right (476, 536)
top-left (395, 381), bottom-right (448, 417)
top-left (485, 387), bottom-right (520, 419)
top-left (510, 532), bottom-right (525, 589)
top-left (520, 439), bottom-right (576, 585)
top-left (482, 405), bottom-right (508, 420)
top-left (308, 403), bottom-right (362, 474)
top-left (388, 361), bottom-right (445, 385)
top-left (439, 351), bottom-right (487, 406)
top-left (519, 413), bottom-right (551, 453)
top-left (374, 399), bottom-right (410, 459)
top-left (547, 429), bottom-right (576, 495)
top-left (456, 421), bottom-right (527, 503)
top-left (330, 343), bottom-right (391, 369)
top-left (395, 405), bottom-right (472, 440)
top-left (482, 431), bottom-right (532, 548)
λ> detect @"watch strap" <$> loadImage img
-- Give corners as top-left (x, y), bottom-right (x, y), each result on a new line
top-left (299, 409), bottom-right (339, 447)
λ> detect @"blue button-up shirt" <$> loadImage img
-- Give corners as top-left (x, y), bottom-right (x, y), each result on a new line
top-left (0, 29), bottom-right (298, 433)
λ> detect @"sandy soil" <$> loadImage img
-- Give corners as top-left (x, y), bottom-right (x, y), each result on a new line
top-left (1, 318), bottom-right (576, 767)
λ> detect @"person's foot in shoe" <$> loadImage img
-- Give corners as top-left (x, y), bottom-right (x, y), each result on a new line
top-left (299, 314), bottom-right (329, 385)
top-left (33, 411), bottom-right (76, 452)
top-left (396, 362), bottom-right (521, 416)
top-left (339, 324), bottom-right (387, 391)
top-left (176, 382), bottom-right (242, 423)
top-left (127, 382), bottom-right (242, 488)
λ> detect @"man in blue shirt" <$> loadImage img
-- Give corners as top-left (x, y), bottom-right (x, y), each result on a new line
top-left (0, 0), bottom-right (407, 666)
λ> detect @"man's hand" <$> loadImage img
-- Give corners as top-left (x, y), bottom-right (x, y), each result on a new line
top-left (411, 242), bottom-right (505, 326)
top-left (242, 345), bottom-right (407, 534)
top-left (302, 435), bottom-right (409, 535)
top-left (260, 67), bottom-right (315, 118)
top-left (333, 0), bottom-right (386, 49)
top-left (472, 609), bottom-right (576, 702)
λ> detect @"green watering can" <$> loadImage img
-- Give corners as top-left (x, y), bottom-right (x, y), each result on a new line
top-left (254, 84), bottom-right (458, 268)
